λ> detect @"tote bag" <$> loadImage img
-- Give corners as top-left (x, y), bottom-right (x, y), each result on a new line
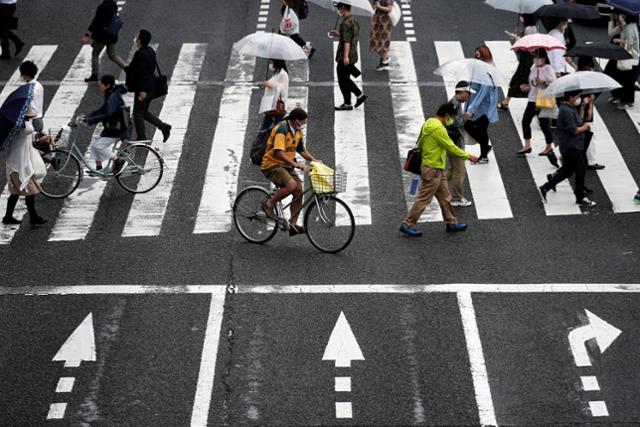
top-left (535, 89), bottom-right (556, 110)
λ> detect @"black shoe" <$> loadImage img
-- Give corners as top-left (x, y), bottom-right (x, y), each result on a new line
top-left (288, 224), bottom-right (306, 236)
top-left (2, 216), bottom-right (21, 225)
top-left (538, 185), bottom-right (548, 203)
top-left (29, 216), bottom-right (47, 226)
top-left (112, 158), bottom-right (126, 175)
top-left (14, 41), bottom-right (25, 57)
top-left (546, 174), bottom-right (557, 192)
top-left (517, 147), bottom-right (532, 155)
top-left (587, 163), bottom-right (605, 170)
top-left (335, 103), bottom-right (353, 111)
top-left (547, 151), bottom-right (559, 168)
top-left (584, 186), bottom-right (594, 195)
top-left (354, 95), bottom-right (367, 108)
top-left (446, 223), bottom-right (467, 232)
top-left (84, 74), bottom-right (98, 83)
top-left (308, 47), bottom-right (316, 59)
top-left (161, 125), bottom-right (171, 143)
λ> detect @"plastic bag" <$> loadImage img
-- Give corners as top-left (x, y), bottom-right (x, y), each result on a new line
top-left (310, 161), bottom-right (334, 193)
top-left (280, 7), bottom-right (300, 36)
top-left (389, 2), bottom-right (401, 26)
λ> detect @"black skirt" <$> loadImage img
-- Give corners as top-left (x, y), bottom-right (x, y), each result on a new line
top-left (507, 51), bottom-right (533, 98)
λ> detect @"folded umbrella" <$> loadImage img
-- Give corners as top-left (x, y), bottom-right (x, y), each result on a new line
top-left (607, 0), bottom-right (640, 15)
top-left (566, 42), bottom-right (632, 60)
top-left (233, 32), bottom-right (308, 61)
top-left (434, 58), bottom-right (507, 87)
top-left (0, 83), bottom-right (34, 151)
top-left (536, 3), bottom-right (601, 20)
top-left (511, 33), bottom-right (566, 51)
top-left (484, 0), bottom-right (553, 15)
top-left (544, 71), bottom-right (621, 96)
top-left (307, 0), bottom-right (374, 16)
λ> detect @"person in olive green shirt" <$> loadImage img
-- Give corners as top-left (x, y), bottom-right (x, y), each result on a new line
top-left (400, 102), bottom-right (479, 237)
top-left (329, 3), bottom-right (367, 111)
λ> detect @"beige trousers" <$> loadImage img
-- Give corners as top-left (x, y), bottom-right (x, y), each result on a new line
top-left (403, 166), bottom-right (457, 227)
top-left (446, 155), bottom-right (467, 201)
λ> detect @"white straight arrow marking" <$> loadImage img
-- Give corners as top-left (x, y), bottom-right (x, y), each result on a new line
top-left (322, 311), bottom-right (364, 368)
top-left (52, 313), bottom-right (96, 368)
top-left (568, 309), bottom-right (621, 367)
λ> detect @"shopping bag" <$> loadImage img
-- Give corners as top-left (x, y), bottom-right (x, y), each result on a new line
top-left (535, 89), bottom-right (556, 110)
top-left (389, 2), bottom-right (401, 26)
top-left (279, 6), bottom-right (299, 36)
top-left (29, 143), bottom-right (47, 182)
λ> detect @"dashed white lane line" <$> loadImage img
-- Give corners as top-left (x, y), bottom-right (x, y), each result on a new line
top-left (55, 377), bottom-right (75, 393)
top-left (588, 401), bottom-right (609, 417)
top-left (335, 401), bottom-right (353, 418)
top-left (580, 376), bottom-right (600, 391)
top-left (335, 377), bottom-right (351, 392)
top-left (46, 403), bottom-right (67, 420)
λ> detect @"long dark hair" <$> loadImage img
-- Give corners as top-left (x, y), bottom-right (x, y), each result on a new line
top-left (272, 59), bottom-right (288, 75)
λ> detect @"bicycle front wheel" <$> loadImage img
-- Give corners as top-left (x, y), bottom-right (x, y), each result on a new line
top-left (233, 187), bottom-right (278, 244)
top-left (115, 144), bottom-right (163, 193)
top-left (304, 195), bottom-right (355, 253)
top-left (40, 149), bottom-right (82, 198)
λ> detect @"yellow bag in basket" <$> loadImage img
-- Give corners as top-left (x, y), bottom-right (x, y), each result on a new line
top-left (310, 162), bottom-right (334, 193)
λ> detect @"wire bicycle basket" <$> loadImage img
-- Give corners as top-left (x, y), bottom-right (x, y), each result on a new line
top-left (310, 170), bottom-right (347, 194)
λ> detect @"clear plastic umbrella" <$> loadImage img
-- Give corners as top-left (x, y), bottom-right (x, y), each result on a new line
top-left (307, 0), bottom-right (374, 17)
top-left (232, 32), bottom-right (308, 61)
top-left (434, 59), bottom-right (507, 87)
top-left (544, 71), bottom-right (621, 96)
top-left (484, 0), bottom-right (553, 15)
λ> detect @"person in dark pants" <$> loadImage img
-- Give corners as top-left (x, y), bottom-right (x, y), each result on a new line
top-left (81, 0), bottom-right (126, 82)
top-left (538, 90), bottom-right (596, 207)
top-left (330, 3), bottom-right (367, 111)
top-left (125, 29), bottom-right (171, 143)
top-left (0, 0), bottom-right (24, 60)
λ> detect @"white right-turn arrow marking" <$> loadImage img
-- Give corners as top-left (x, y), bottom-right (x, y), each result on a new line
top-left (568, 310), bottom-right (621, 367)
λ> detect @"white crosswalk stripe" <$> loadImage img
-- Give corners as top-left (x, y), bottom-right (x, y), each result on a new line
top-left (1, 40), bottom-right (639, 244)
top-left (122, 43), bottom-right (207, 237)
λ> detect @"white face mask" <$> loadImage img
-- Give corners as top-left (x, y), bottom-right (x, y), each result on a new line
top-left (269, 63), bottom-right (275, 72)
top-left (574, 98), bottom-right (582, 107)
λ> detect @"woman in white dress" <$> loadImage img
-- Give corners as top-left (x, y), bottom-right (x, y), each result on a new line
top-left (258, 59), bottom-right (289, 131)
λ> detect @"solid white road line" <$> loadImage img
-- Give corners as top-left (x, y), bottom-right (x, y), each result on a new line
top-left (49, 44), bottom-right (157, 242)
top-left (0, 45), bottom-right (58, 242)
top-left (486, 41), bottom-right (581, 216)
top-left (333, 42), bottom-right (372, 226)
top-left (3, 283), bottom-right (640, 295)
top-left (0, 45), bottom-right (95, 245)
top-left (435, 41), bottom-right (513, 220)
top-left (389, 41), bottom-right (442, 222)
top-left (193, 50), bottom-right (256, 234)
top-left (122, 43), bottom-right (207, 237)
top-left (457, 291), bottom-right (497, 427)
top-left (190, 287), bottom-right (227, 427)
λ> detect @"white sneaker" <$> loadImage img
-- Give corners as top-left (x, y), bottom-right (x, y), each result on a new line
top-left (451, 198), bottom-right (473, 207)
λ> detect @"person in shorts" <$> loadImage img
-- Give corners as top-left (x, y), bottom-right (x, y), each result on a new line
top-left (260, 107), bottom-right (321, 236)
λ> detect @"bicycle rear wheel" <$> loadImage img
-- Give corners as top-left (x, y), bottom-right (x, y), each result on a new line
top-left (40, 149), bottom-right (82, 198)
top-left (304, 195), bottom-right (355, 253)
top-left (233, 187), bottom-right (278, 244)
top-left (115, 144), bottom-right (163, 193)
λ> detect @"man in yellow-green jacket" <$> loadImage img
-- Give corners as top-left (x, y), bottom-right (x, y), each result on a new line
top-left (400, 102), bottom-right (479, 237)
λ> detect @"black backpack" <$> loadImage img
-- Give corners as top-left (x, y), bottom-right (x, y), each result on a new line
top-left (250, 124), bottom-right (277, 165)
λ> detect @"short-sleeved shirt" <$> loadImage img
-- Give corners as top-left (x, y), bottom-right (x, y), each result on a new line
top-left (557, 103), bottom-right (584, 154)
top-left (336, 15), bottom-right (359, 64)
top-left (260, 121), bottom-right (305, 170)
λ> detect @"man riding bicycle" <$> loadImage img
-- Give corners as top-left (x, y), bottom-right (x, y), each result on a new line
top-left (78, 74), bottom-right (132, 175)
top-left (260, 107), bottom-right (321, 236)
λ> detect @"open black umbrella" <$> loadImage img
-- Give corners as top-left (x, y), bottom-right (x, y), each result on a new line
top-left (607, 0), bottom-right (640, 15)
top-left (566, 42), bottom-right (633, 60)
top-left (537, 3), bottom-right (601, 20)
top-left (0, 83), bottom-right (34, 151)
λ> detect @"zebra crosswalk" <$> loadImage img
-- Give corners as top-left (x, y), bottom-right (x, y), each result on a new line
top-left (0, 39), bottom-right (639, 245)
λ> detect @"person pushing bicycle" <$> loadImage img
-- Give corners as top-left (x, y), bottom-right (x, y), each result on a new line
top-left (260, 107), bottom-right (321, 236)
top-left (77, 74), bottom-right (131, 175)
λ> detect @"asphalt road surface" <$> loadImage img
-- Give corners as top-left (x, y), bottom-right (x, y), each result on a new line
top-left (1, 0), bottom-right (639, 425)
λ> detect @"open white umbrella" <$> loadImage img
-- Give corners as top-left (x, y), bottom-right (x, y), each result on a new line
top-left (307, 0), bottom-right (374, 17)
top-left (233, 32), bottom-right (308, 61)
top-left (434, 59), bottom-right (507, 87)
top-left (544, 71), bottom-right (621, 96)
top-left (485, 0), bottom-right (552, 14)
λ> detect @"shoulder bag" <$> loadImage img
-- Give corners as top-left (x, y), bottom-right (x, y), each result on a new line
top-left (403, 138), bottom-right (422, 175)
top-left (264, 96), bottom-right (286, 118)
top-left (153, 60), bottom-right (168, 99)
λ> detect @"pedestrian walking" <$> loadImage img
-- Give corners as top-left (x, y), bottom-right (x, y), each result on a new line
top-left (81, 0), bottom-right (126, 82)
top-left (447, 81), bottom-right (473, 207)
top-left (0, 84), bottom-right (47, 226)
top-left (463, 44), bottom-right (499, 164)
top-left (0, 0), bottom-right (25, 60)
top-left (498, 13), bottom-right (537, 110)
top-left (546, 18), bottom-right (573, 76)
top-left (259, 59), bottom-right (289, 131)
top-left (279, 0), bottom-right (315, 58)
top-left (605, 11), bottom-right (639, 109)
top-left (399, 102), bottom-right (479, 237)
top-left (78, 74), bottom-right (131, 174)
top-left (125, 30), bottom-right (171, 143)
top-left (369, 0), bottom-right (394, 71)
top-left (538, 90), bottom-right (596, 207)
top-left (19, 61), bottom-right (44, 133)
top-left (330, 2), bottom-right (367, 111)
top-left (517, 49), bottom-right (556, 157)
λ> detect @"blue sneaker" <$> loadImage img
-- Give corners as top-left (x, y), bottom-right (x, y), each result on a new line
top-left (399, 224), bottom-right (423, 237)
top-left (446, 223), bottom-right (468, 233)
